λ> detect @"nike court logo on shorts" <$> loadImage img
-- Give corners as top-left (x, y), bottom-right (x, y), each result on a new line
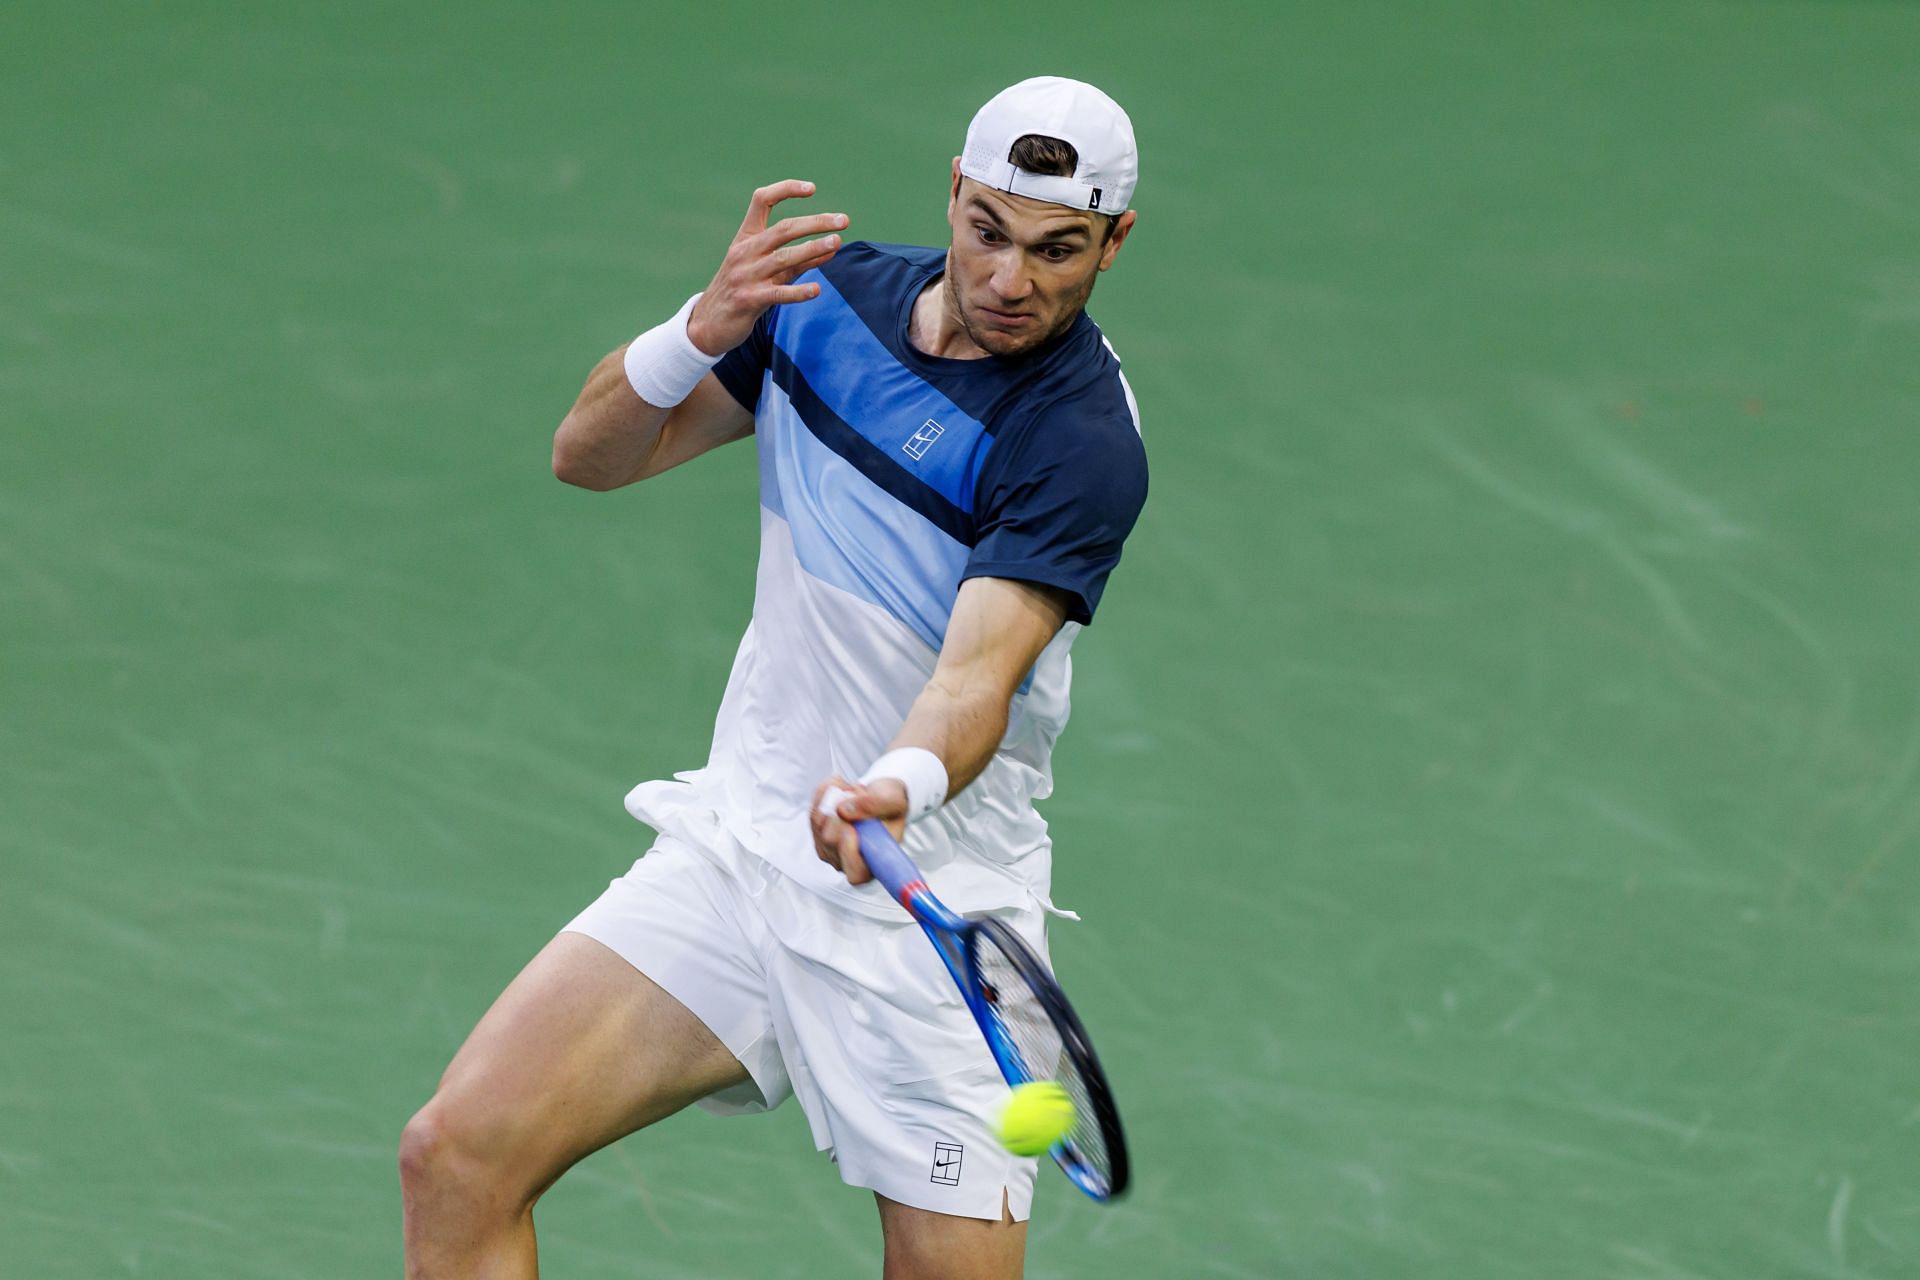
top-left (929, 1141), bottom-right (964, 1186)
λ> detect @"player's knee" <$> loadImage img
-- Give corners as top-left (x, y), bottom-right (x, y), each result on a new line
top-left (398, 1103), bottom-right (455, 1195)
top-left (398, 1097), bottom-right (523, 1212)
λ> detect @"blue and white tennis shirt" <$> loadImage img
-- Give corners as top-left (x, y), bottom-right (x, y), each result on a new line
top-left (625, 241), bottom-right (1147, 920)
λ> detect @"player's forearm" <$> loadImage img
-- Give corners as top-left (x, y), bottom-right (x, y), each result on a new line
top-left (552, 347), bottom-right (672, 490)
top-left (882, 578), bottom-right (1066, 808)
top-left (889, 677), bottom-right (1010, 803)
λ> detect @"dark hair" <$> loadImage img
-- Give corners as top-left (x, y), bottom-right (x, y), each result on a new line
top-left (1008, 133), bottom-right (1081, 178)
top-left (1006, 133), bottom-right (1121, 242)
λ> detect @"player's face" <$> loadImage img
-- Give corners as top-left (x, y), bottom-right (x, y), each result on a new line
top-left (943, 170), bottom-right (1135, 358)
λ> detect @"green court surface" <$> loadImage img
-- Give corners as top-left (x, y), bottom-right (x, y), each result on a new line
top-left (4, 2), bottom-right (1917, 1275)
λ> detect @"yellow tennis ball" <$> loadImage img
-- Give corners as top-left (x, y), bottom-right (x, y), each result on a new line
top-left (996, 1081), bottom-right (1075, 1156)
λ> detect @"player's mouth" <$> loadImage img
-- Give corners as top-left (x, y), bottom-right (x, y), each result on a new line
top-left (977, 305), bottom-right (1034, 327)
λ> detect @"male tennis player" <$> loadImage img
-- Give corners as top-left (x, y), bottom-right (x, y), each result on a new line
top-left (400, 76), bottom-right (1145, 1278)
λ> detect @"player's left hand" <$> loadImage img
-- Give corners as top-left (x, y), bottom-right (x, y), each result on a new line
top-left (810, 777), bottom-right (908, 885)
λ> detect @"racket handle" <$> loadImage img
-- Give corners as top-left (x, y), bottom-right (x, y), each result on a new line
top-left (851, 818), bottom-right (924, 906)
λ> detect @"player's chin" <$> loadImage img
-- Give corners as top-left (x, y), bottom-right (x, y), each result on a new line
top-left (975, 327), bottom-right (1047, 358)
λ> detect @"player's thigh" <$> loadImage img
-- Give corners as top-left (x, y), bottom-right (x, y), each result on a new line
top-left (876, 1192), bottom-right (1027, 1280)
top-left (419, 930), bottom-right (749, 1190)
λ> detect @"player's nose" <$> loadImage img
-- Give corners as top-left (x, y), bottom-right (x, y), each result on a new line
top-left (990, 260), bottom-right (1033, 302)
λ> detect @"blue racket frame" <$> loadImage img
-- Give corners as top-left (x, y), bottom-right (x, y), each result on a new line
top-left (852, 818), bottom-right (1127, 1201)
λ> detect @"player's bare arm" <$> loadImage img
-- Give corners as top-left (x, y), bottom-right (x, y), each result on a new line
top-left (552, 180), bottom-right (847, 490)
top-left (810, 575), bottom-right (1069, 882)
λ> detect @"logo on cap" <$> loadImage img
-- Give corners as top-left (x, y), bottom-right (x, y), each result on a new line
top-left (1089, 189), bottom-right (1102, 210)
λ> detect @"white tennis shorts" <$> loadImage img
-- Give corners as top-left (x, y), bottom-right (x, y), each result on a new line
top-left (562, 833), bottom-right (1044, 1221)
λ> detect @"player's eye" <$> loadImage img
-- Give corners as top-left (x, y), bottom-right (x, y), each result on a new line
top-left (976, 225), bottom-right (1003, 244)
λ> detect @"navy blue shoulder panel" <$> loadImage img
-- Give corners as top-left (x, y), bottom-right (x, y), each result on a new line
top-left (820, 241), bottom-right (942, 344)
top-left (963, 348), bottom-right (1147, 627)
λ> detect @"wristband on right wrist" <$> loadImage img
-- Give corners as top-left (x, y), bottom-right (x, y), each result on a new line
top-left (860, 747), bottom-right (950, 823)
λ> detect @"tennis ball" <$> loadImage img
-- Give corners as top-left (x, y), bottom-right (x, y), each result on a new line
top-left (996, 1081), bottom-right (1075, 1156)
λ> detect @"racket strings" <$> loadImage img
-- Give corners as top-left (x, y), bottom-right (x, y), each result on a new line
top-left (973, 936), bottom-right (1114, 1187)
top-left (977, 953), bottom-right (1063, 1077)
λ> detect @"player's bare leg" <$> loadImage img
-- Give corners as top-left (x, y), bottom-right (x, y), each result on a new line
top-left (399, 932), bottom-right (749, 1279)
top-left (875, 1191), bottom-right (1027, 1280)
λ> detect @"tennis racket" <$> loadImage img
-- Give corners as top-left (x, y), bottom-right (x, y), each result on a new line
top-left (851, 817), bottom-right (1130, 1201)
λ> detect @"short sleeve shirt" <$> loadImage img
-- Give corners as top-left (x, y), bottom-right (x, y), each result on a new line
top-left (625, 241), bottom-right (1148, 918)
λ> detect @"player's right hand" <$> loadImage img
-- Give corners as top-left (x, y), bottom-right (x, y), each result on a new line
top-left (686, 180), bottom-right (846, 357)
top-left (810, 776), bottom-right (908, 887)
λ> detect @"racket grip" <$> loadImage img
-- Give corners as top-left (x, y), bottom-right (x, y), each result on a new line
top-left (852, 818), bottom-right (923, 906)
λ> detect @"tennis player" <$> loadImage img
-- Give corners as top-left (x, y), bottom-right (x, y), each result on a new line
top-left (400, 76), bottom-right (1146, 1279)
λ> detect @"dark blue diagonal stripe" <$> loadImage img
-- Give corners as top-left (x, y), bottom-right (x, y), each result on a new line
top-left (769, 346), bottom-right (975, 547)
top-left (780, 273), bottom-right (995, 511)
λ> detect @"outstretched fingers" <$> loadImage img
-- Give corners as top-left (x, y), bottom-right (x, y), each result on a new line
top-left (740, 179), bottom-right (818, 235)
top-left (694, 181), bottom-right (845, 358)
top-left (765, 280), bottom-right (824, 304)
top-left (763, 211), bottom-right (849, 250)
top-left (764, 213), bottom-right (847, 280)
top-left (771, 245), bottom-right (838, 288)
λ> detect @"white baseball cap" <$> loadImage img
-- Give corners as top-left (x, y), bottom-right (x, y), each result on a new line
top-left (959, 76), bottom-right (1138, 215)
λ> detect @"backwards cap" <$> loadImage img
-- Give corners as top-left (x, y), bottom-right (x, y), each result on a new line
top-left (959, 76), bottom-right (1138, 215)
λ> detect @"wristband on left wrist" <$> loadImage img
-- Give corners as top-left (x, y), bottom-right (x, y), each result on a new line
top-left (623, 292), bottom-right (721, 408)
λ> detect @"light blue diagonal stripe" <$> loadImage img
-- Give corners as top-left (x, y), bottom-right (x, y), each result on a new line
top-left (757, 380), bottom-right (969, 651)
top-left (775, 273), bottom-right (993, 513)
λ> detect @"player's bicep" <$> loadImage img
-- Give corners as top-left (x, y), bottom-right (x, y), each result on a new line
top-left (632, 371), bottom-right (755, 482)
top-left (930, 576), bottom-right (1070, 705)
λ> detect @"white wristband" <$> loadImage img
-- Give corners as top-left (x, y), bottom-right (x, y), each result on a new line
top-left (623, 292), bottom-right (720, 408)
top-left (860, 748), bottom-right (950, 823)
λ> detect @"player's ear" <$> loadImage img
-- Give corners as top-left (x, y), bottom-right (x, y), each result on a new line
top-left (1097, 209), bottom-right (1136, 271)
top-left (948, 158), bottom-right (964, 215)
